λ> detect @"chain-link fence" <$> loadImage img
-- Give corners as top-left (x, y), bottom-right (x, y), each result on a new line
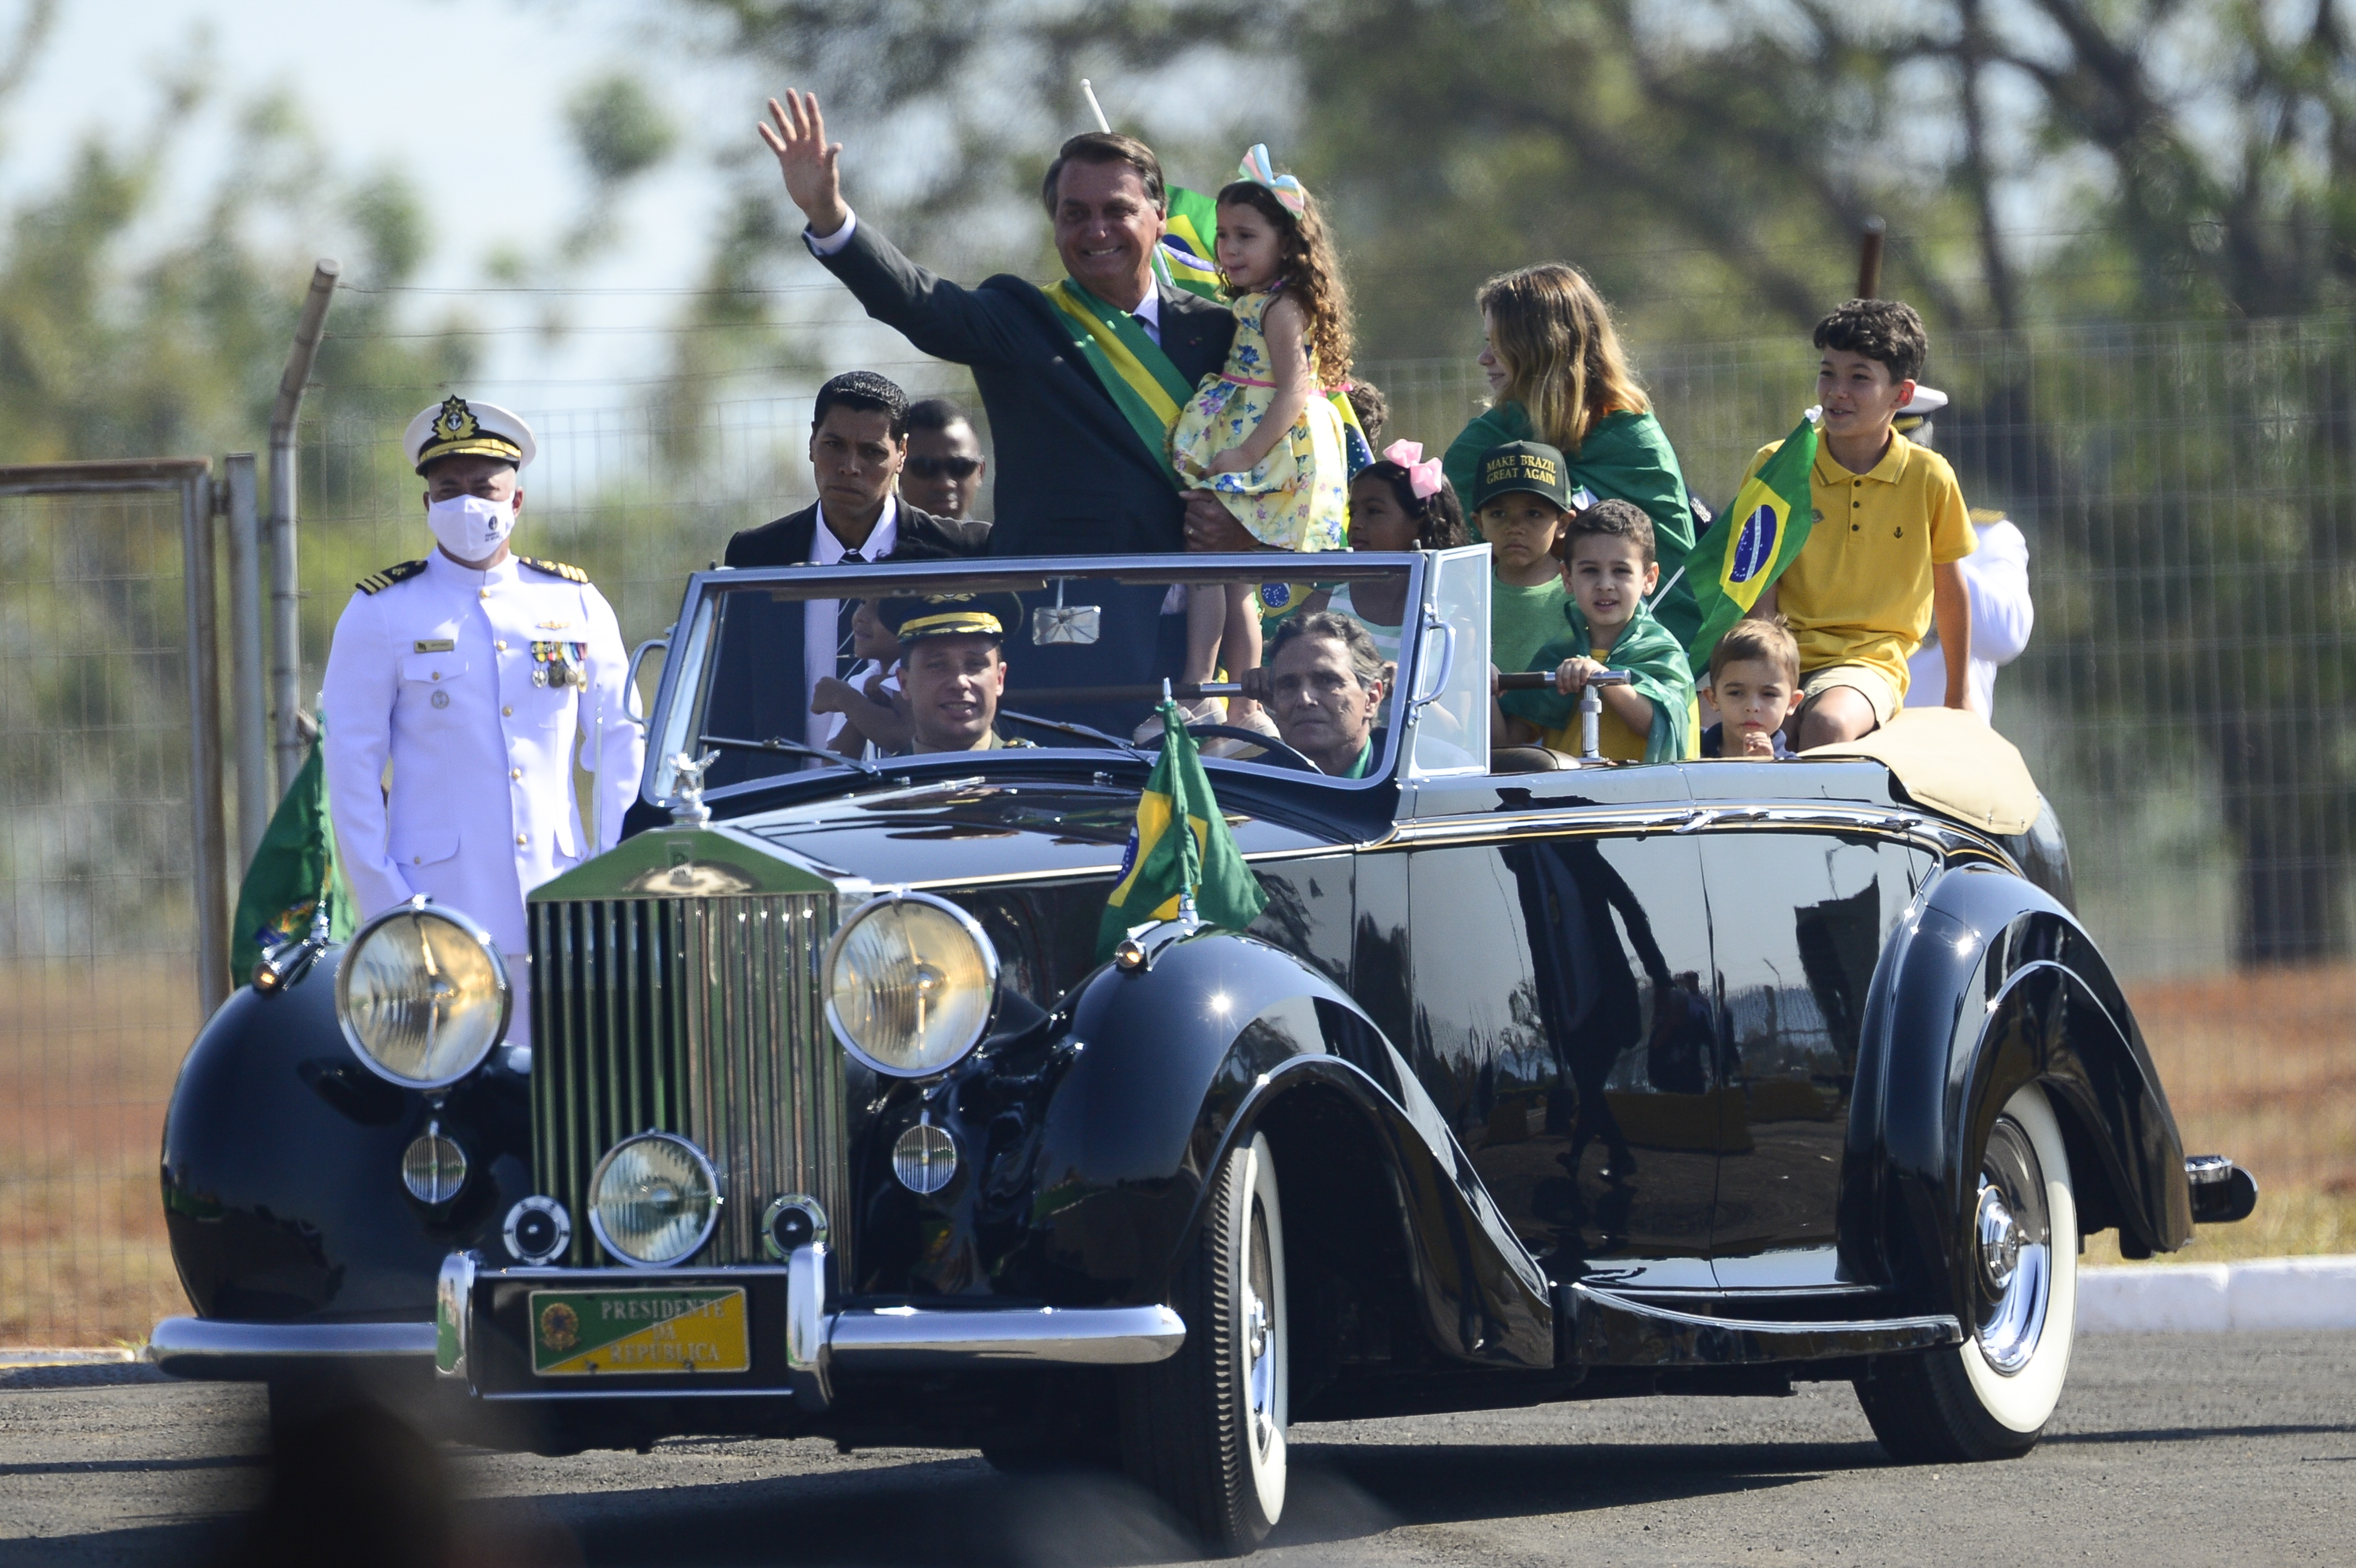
top-left (0, 470), bottom-right (220, 1346)
top-left (5, 313), bottom-right (2350, 1343)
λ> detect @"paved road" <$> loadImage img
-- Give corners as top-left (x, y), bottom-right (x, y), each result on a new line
top-left (3, 1333), bottom-right (2350, 1566)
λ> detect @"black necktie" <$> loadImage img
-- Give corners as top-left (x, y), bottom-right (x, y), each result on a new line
top-left (835, 551), bottom-right (864, 679)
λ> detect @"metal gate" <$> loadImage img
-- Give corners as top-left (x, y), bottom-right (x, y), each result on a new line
top-left (0, 459), bottom-right (223, 1346)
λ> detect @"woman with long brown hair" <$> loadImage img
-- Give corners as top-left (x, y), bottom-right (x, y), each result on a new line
top-left (1441, 263), bottom-right (1702, 643)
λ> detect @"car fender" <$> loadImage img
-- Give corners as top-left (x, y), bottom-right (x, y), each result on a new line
top-left (1013, 928), bottom-right (1553, 1369)
top-left (160, 951), bottom-right (531, 1323)
top-left (1844, 863), bottom-right (2193, 1318)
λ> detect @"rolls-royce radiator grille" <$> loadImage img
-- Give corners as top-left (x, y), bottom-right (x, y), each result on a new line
top-left (529, 892), bottom-right (844, 1267)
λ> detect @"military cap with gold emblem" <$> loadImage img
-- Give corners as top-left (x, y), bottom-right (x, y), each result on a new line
top-left (403, 394), bottom-right (539, 475)
top-left (1895, 384), bottom-right (1948, 443)
top-left (879, 592), bottom-right (1027, 647)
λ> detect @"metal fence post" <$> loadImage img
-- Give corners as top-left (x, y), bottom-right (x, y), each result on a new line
top-left (270, 259), bottom-right (341, 793)
top-left (223, 452), bottom-right (268, 869)
top-left (180, 466), bottom-right (231, 1016)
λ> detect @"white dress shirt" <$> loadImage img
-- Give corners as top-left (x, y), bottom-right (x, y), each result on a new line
top-left (321, 548), bottom-right (643, 1050)
top-left (804, 496), bottom-right (898, 744)
top-left (806, 208), bottom-right (1163, 343)
top-left (1906, 518), bottom-right (2033, 719)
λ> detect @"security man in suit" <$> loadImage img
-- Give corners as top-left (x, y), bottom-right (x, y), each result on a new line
top-left (320, 395), bottom-right (642, 1054)
top-left (723, 370), bottom-right (991, 752)
top-left (759, 91), bottom-right (1235, 559)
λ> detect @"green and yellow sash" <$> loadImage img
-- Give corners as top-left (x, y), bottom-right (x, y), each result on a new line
top-left (1045, 279), bottom-right (1198, 487)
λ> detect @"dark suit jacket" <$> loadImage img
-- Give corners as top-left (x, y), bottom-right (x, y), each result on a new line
top-left (814, 222), bottom-right (1235, 557)
top-left (723, 498), bottom-right (991, 570)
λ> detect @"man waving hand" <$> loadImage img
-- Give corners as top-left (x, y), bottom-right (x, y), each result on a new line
top-left (759, 90), bottom-right (1235, 560)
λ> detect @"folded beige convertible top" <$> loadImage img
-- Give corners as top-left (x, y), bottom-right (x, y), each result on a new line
top-left (1801, 706), bottom-right (2042, 836)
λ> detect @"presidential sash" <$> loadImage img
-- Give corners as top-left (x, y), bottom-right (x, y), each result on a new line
top-left (1044, 278), bottom-right (1198, 487)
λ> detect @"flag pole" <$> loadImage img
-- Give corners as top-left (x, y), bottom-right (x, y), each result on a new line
top-left (1080, 79), bottom-right (1112, 133)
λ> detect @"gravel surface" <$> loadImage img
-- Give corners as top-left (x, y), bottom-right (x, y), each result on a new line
top-left (2, 1333), bottom-right (2349, 1566)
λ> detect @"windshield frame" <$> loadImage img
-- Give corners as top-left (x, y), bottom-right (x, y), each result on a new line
top-left (635, 551), bottom-right (1436, 813)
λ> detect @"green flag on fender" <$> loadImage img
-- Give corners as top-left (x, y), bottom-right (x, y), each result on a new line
top-left (1156, 185), bottom-right (1226, 301)
top-left (230, 735), bottom-right (357, 979)
top-left (1684, 412), bottom-right (1821, 669)
top-left (1096, 703), bottom-right (1267, 961)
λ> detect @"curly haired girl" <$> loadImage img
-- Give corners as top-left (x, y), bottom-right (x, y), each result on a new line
top-left (1168, 144), bottom-right (1359, 726)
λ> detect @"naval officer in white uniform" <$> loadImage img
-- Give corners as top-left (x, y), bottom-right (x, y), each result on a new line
top-left (321, 395), bottom-right (642, 1052)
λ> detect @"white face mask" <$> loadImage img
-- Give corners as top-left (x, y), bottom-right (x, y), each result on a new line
top-left (426, 493), bottom-right (516, 563)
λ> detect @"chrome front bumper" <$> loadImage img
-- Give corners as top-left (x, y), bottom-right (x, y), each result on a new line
top-left (148, 1316), bottom-right (439, 1379)
top-left (435, 1247), bottom-right (1182, 1410)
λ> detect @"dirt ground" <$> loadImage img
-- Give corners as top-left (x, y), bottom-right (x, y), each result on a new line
top-left (0, 956), bottom-right (2348, 1346)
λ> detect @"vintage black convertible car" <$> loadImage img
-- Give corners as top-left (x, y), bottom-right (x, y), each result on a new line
top-left (152, 549), bottom-right (2256, 1554)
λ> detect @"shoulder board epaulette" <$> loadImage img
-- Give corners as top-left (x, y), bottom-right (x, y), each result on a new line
top-left (517, 555), bottom-right (589, 583)
top-left (354, 559), bottom-right (429, 595)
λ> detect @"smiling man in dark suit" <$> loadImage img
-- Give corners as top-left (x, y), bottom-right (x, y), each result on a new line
top-left (759, 90), bottom-right (1238, 559)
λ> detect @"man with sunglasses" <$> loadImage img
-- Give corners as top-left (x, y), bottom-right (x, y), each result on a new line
top-left (901, 398), bottom-right (988, 521)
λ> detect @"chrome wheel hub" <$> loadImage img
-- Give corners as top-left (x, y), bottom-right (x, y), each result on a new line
top-left (1973, 1117), bottom-right (2052, 1376)
top-left (1244, 1201), bottom-right (1278, 1458)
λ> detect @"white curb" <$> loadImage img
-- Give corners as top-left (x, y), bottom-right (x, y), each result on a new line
top-left (2079, 1254), bottom-right (2356, 1333)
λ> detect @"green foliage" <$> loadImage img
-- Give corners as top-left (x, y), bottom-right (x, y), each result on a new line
top-left (569, 74), bottom-right (677, 187)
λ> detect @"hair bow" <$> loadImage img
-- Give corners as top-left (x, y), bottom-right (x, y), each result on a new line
top-left (1384, 439), bottom-right (1445, 500)
top-left (1238, 144), bottom-right (1308, 216)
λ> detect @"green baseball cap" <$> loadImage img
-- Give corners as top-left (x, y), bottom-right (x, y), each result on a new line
top-left (1469, 440), bottom-right (1574, 512)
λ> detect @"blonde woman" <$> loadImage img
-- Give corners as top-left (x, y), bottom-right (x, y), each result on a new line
top-left (1442, 263), bottom-right (1702, 644)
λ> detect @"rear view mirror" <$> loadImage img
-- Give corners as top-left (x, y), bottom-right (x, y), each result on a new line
top-left (1031, 580), bottom-right (1101, 645)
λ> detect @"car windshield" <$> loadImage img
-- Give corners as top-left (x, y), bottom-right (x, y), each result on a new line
top-left (639, 550), bottom-right (1496, 806)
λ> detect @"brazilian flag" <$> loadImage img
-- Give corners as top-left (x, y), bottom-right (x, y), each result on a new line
top-left (1684, 412), bottom-right (1820, 669)
top-left (1156, 185), bottom-right (1225, 301)
top-left (230, 735), bottom-right (357, 980)
top-left (1097, 703), bottom-right (1267, 960)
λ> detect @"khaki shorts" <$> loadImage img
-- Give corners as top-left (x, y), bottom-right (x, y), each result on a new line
top-left (1799, 663), bottom-right (1901, 728)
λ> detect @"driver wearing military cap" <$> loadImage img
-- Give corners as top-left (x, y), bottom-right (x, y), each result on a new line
top-left (879, 593), bottom-right (1036, 754)
top-left (319, 394), bottom-right (642, 1056)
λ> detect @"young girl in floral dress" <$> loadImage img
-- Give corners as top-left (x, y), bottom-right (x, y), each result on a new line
top-left (1169, 145), bottom-right (1358, 729)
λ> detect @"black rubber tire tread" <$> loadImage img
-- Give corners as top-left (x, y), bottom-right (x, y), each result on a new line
top-left (1855, 1344), bottom-right (2043, 1463)
top-left (1118, 1141), bottom-right (1265, 1556)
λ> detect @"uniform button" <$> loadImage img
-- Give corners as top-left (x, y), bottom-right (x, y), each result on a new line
top-left (511, 768), bottom-right (522, 780)
top-left (495, 639), bottom-right (508, 651)
top-left (412, 855), bottom-right (423, 865)
top-left (516, 833), bottom-right (528, 846)
top-left (479, 588), bottom-right (491, 599)
top-left (503, 705), bottom-right (514, 717)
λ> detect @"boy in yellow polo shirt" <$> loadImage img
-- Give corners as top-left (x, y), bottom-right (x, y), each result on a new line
top-left (1744, 299), bottom-right (1973, 748)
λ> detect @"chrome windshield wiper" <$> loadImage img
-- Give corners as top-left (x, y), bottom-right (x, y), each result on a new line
top-left (697, 732), bottom-right (883, 779)
top-left (996, 708), bottom-right (1150, 761)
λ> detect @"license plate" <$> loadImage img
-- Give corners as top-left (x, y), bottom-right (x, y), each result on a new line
top-left (529, 1287), bottom-right (750, 1376)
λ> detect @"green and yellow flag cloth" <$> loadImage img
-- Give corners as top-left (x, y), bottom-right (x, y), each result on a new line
top-left (1500, 597), bottom-right (1700, 763)
top-left (1045, 278), bottom-right (1198, 486)
top-left (1097, 703), bottom-right (1268, 960)
top-left (1156, 185), bottom-right (1226, 301)
top-left (230, 734), bottom-right (357, 979)
top-left (1684, 411), bottom-right (1820, 669)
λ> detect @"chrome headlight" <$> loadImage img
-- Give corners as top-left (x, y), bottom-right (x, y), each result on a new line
top-left (589, 1132), bottom-right (719, 1267)
top-left (334, 899), bottom-right (510, 1089)
top-left (823, 891), bottom-right (998, 1078)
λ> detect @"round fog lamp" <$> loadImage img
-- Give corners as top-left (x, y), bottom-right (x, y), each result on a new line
top-left (335, 899), bottom-right (510, 1089)
top-left (893, 1121), bottom-right (958, 1195)
top-left (400, 1128), bottom-right (468, 1204)
top-left (824, 892), bottom-right (998, 1078)
top-left (504, 1195), bottom-right (571, 1264)
top-left (761, 1194), bottom-right (830, 1260)
top-left (589, 1133), bottom-right (719, 1267)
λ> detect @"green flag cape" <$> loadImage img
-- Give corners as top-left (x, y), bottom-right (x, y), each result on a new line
top-left (1683, 413), bottom-right (1820, 669)
top-left (230, 735), bottom-right (357, 978)
top-left (1097, 703), bottom-right (1268, 960)
top-left (1044, 277), bottom-right (1197, 486)
top-left (1155, 185), bottom-right (1226, 301)
top-left (1500, 596), bottom-right (1699, 763)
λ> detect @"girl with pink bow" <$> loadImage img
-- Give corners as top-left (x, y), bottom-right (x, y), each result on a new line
top-left (1167, 144), bottom-right (1365, 731)
top-left (1293, 440), bottom-right (1469, 697)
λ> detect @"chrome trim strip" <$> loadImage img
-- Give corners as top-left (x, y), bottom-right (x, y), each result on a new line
top-left (435, 1251), bottom-right (476, 1381)
top-left (1387, 799), bottom-right (1998, 859)
top-left (827, 1302), bottom-right (1187, 1368)
top-left (147, 1316), bottom-right (436, 1377)
top-left (1570, 1283), bottom-right (1963, 1367)
top-left (787, 1242), bottom-right (832, 1409)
